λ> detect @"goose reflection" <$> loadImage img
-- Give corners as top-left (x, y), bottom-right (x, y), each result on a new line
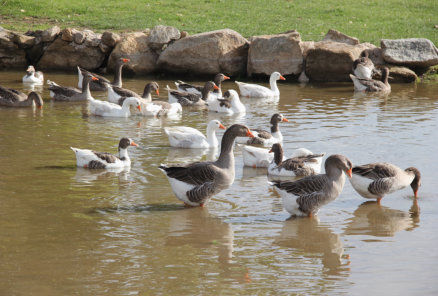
top-left (166, 147), bottom-right (217, 163)
top-left (275, 216), bottom-right (349, 275)
top-left (165, 208), bottom-right (234, 265)
top-left (74, 167), bottom-right (130, 183)
top-left (344, 200), bottom-right (420, 237)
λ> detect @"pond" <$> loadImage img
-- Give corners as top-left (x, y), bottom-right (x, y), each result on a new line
top-left (0, 70), bottom-right (437, 295)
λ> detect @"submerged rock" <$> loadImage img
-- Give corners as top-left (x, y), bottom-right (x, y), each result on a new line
top-left (381, 38), bottom-right (438, 67)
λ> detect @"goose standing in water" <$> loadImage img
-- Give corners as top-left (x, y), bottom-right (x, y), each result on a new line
top-left (270, 154), bottom-right (352, 217)
top-left (71, 138), bottom-right (138, 169)
top-left (78, 57), bottom-right (130, 91)
top-left (164, 120), bottom-right (226, 149)
top-left (166, 81), bottom-right (218, 107)
top-left (236, 113), bottom-right (289, 147)
top-left (22, 65), bottom-right (44, 85)
top-left (349, 162), bottom-right (421, 204)
top-left (268, 144), bottom-right (325, 177)
top-left (159, 124), bottom-right (255, 207)
top-left (235, 72), bottom-right (285, 98)
top-left (0, 86), bottom-right (43, 108)
top-left (350, 67), bottom-right (391, 93)
top-left (208, 89), bottom-right (246, 114)
top-left (352, 50), bottom-right (375, 79)
top-left (48, 73), bottom-right (98, 102)
top-left (175, 73), bottom-right (230, 99)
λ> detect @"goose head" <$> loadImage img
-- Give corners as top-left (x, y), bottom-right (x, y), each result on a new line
top-left (227, 124), bottom-right (255, 138)
top-left (29, 91), bottom-right (43, 109)
top-left (270, 113), bottom-right (289, 125)
top-left (270, 72), bottom-right (286, 81)
top-left (26, 65), bottom-right (36, 75)
top-left (123, 97), bottom-right (142, 112)
top-left (405, 167), bottom-right (421, 198)
top-left (207, 120), bottom-right (226, 131)
top-left (223, 89), bottom-right (240, 102)
top-left (214, 73), bottom-right (230, 86)
top-left (118, 138), bottom-right (138, 156)
top-left (142, 82), bottom-right (160, 98)
top-left (118, 57), bottom-right (130, 65)
top-left (83, 73), bottom-right (99, 82)
top-left (325, 154), bottom-right (353, 178)
top-left (201, 81), bottom-right (219, 100)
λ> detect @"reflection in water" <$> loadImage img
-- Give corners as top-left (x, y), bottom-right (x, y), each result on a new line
top-left (166, 147), bottom-right (218, 163)
top-left (166, 208), bottom-right (234, 266)
top-left (275, 217), bottom-right (349, 276)
top-left (344, 200), bottom-right (420, 237)
top-left (74, 167), bottom-right (131, 183)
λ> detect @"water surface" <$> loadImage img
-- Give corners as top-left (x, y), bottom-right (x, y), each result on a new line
top-left (0, 71), bottom-right (437, 295)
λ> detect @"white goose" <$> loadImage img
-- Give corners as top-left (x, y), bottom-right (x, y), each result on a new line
top-left (71, 138), bottom-right (138, 169)
top-left (208, 90), bottom-right (246, 114)
top-left (164, 120), bottom-right (226, 149)
top-left (268, 144), bottom-right (325, 177)
top-left (88, 96), bottom-right (141, 117)
top-left (22, 66), bottom-right (44, 84)
top-left (235, 72), bottom-right (285, 98)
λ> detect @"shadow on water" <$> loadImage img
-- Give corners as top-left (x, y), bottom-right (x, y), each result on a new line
top-left (35, 164), bottom-right (77, 170)
top-left (88, 203), bottom-right (188, 214)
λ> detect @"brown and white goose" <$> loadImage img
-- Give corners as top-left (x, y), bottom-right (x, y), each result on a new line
top-left (166, 81), bottom-right (219, 107)
top-left (350, 67), bottom-right (391, 93)
top-left (236, 113), bottom-right (289, 147)
top-left (0, 86), bottom-right (43, 108)
top-left (175, 73), bottom-right (230, 99)
top-left (349, 162), bottom-right (421, 204)
top-left (352, 50), bottom-right (375, 79)
top-left (71, 137), bottom-right (138, 169)
top-left (268, 144), bottom-right (325, 177)
top-left (159, 124), bottom-right (255, 207)
top-left (48, 73), bottom-right (98, 101)
top-left (78, 57), bottom-right (130, 91)
top-left (22, 65), bottom-right (44, 84)
top-left (270, 154), bottom-right (352, 217)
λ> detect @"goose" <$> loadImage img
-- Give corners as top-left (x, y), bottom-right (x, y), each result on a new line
top-left (269, 154), bottom-right (352, 217)
top-left (236, 113), bottom-right (289, 147)
top-left (22, 65), bottom-right (44, 84)
top-left (159, 124), bottom-right (255, 207)
top-left (268, 143), bottom-right (325, 177)
top-left (175, 73), bottom-right (230, 99)
top-left (353, 51), bottom-right (375, 79)
top-left (106, 82), bottom-right (141, 104)
top-left (235, 72), bottom-right (285, 98)
top-left (208, 90), bottom-right (246, 114)
top-left (350, 67), bottom-right (391, 93)
top-left (88, 96), bottom-right (141, 117)
top-left (164, 120), bottom-right (226, 149)
top-left (349, 162), bottom-right (421, 204)
top-left (0, 86), bottom-right (43, 108)
top-left (48, 73), bottom-right (98, 101)
top-left (166, 81), bottom-right (218, 107)
top-left (78, 57), bottom-right (129, 91)
top-left (71, 137), bottom-right (138, 169)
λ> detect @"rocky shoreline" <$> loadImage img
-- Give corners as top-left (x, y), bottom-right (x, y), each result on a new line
top-left (1, 25), bottom-right (437, 83)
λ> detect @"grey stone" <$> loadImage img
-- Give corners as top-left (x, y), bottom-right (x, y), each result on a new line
top-left (41, 26), bottom-right (60, 42)
top-left (148, 25), bottom-right (180, 51)
top-left (381, 38), bottom-right (438, 67)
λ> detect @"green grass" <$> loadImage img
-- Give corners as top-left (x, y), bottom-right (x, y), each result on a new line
top-left (1, 0), bottom-right (437, 45)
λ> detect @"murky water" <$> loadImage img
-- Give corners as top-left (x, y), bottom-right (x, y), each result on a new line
top-left (0, 70), bottom-right (437, 295)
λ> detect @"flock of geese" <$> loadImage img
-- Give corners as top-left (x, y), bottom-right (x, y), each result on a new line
top-left (0, 52), bottom-right (419, 218)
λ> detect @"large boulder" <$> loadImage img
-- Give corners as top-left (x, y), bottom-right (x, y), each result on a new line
top-left (41, 26), bottom-right (60, 42)
top-left (157, 29), bottom-right (248, 76)
top-left (107, 32), bottom-right (158, 74)
top-left (0, 28), bottom-right (27, 68)
top-left (373, 65), bottom-right (417, 83)
top-left (306, 41), bottom-right (375, 81)
top-left (38, 37), bottom-right (106, 70)
top-left (323, 29), bottom-right (359, 45)
top-left (247, 31), bottom-right (303, 76)
top-left (381, 38), bottom-right (438, 67)
top-left (147, 25), bottom-right (180, 51)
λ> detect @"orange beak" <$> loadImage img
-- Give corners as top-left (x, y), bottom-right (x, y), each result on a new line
top-left (130, 141), bottom-right (138, 147)
top-left (246, 129), bottom-right (255, 138)
top-left (223, 75), bottom-right (230, 80)
top-left (268, 149), bottom-right (273, 153)
top-left (122, 58), bottom-right (130, 63)
top-left (137, 105), bottom-right (142, 111)
top-left (346, 168), bottom-right (352, 178)
top-left (91, 76), bottom-right (99, 81)
top-left (219, 123), bottom-right (226, 130)
top-left (279, 75), bottom-right (286, 80)
top-left (213, 84), bottom-right (219, 90)
top-left (282, 118), bottom-right (289, 122)
top-left (156, 89), bottom-right (159, 96)
top-left (414, 190), bottom-right (418, 198)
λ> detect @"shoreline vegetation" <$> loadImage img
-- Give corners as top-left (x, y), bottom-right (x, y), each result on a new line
top-left (1, 0), bottom-right (437, 45)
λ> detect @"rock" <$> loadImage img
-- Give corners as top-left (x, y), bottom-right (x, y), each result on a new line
top-left (158, 29), bottom-right (248, 75)
top-left (323, 29), bottom-right (359, 45)
top-left (373, 65), bottom-right (417, 83)
top-left (108, 32), bottom-right (158, 74)
top-left (101, 31), bottom-right (120, 47)
top-left (247, 31), bottom-right (303, 76)
top-left (99, 42), bottom-right (111, 53)
top-left (73, 31), bottom-right (86, 45)
top-left (84, 35), bottom-right (101, 47)
top-left (41, 26), bottom-right (60, 42)
top-left (362, 46), bottom-right (385, 65)
top-left (12, 33), bottom-right (35, 49)
top-left (61, 28), bottom-right (78, 42)
top-left (306, 41), bottom-right (374, 81)
top-left (148, 25), bottom-right (180, 51)
top-left (381, 38), bottom-right (438, 67)
top-left (0, 29), bottom-right (27, 68)
top-left (180, 31), bottom-right (189, 39)
top-left (38, 37), bottom-right (106, 70)
top-left (300, 41), bottom-right (315, 57)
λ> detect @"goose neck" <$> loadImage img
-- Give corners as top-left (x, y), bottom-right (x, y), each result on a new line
top-left (118, 148), bottom-right (130, 162)
top-left (269, 76), bottom-right (279, 93)
top-left (206, 125), bottom-right (218, 147)
top-left (274, 148), bottom-right (283, 166)
top-left (216, 130), bottom-right (236, 168)
top-left (112, 63), bottom-right (124, 88)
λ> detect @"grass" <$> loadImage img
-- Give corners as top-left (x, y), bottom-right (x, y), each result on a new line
top-left (1, 0), bottom-right (437, 45)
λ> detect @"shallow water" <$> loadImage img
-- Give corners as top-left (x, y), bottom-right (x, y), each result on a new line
top-left (0, 70), bottom-right (437, 295)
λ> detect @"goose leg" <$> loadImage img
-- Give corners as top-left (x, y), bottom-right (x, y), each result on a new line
top-left (376, 197), bottom-right (382, 204)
